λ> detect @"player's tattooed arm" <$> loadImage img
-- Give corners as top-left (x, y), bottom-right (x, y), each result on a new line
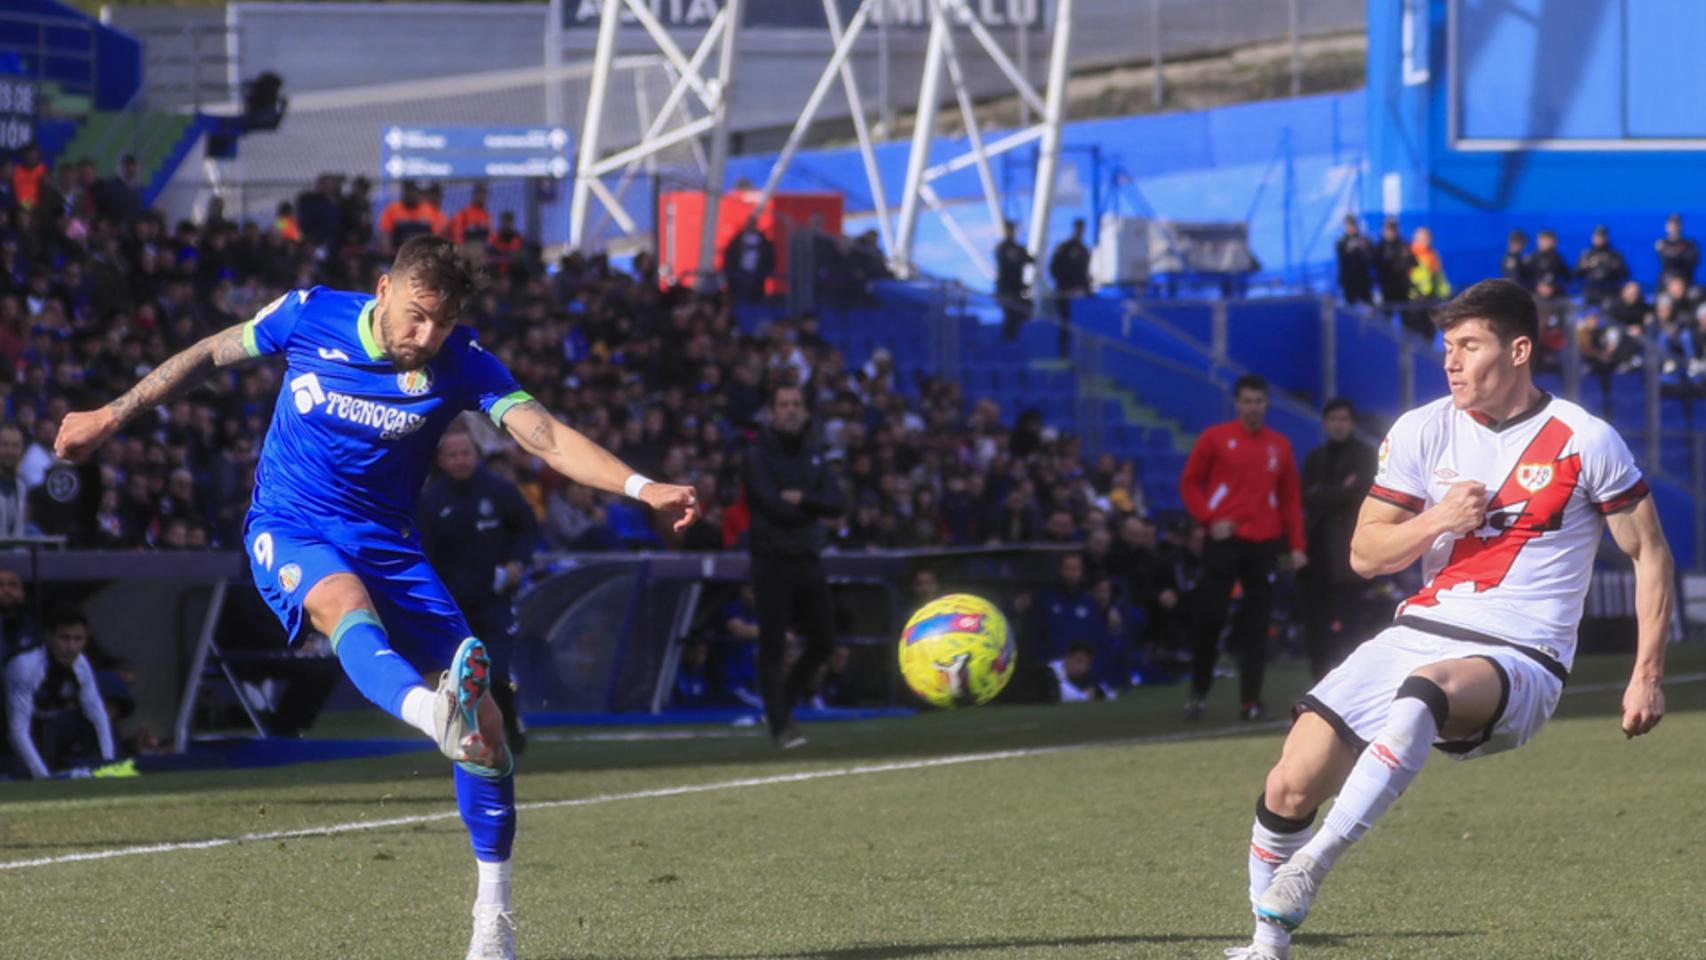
top-left (106, 322), bottom-right (253, 426)
top-left (504, 400), bottom-right (560, 457)
top-left (58, 323), bottom-right (256, 462)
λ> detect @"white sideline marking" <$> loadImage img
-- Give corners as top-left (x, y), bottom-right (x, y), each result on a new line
top-left (0, 722), bottom-right (1275, 873)
top-left (6, 672), bottom-right (1701, 873)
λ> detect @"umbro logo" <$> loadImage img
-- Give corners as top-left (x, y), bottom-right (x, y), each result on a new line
top-left (319, 347), bottom-right (351, 362)
top-left (1435, 467), bottom-right (1458, 481)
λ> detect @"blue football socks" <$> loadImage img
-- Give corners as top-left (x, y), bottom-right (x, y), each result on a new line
top-left (330, 609), bottom-right (423, 721)
top-left (455, 753), bottom-right (517, 862)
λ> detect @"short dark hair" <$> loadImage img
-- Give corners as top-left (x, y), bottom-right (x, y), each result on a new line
top-left (1322, 397), bottom-right (1356, 419)
top-left (1432, 278), bottom-right (1539, 346)
top-left (392, 235), bottom-right (479, 318)
top-left (1233, 373), bottom-right (1268, 396)
top-left (769, 382), bottom-right (804, 407)
top-left (48, 606), bottom-right (87, 633)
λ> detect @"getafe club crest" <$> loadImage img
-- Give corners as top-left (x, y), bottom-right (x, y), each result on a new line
top-left (278, 563), bottom-right (303, 594)
top-left (397, 368), bottom-right (433, 396)
top-left (1516, 462), bottom-right (1553, 493)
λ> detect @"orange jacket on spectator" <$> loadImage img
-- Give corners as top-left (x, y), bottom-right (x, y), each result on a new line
top-left (488, 228), bottom-right (523, 275)
top-left (378, 199), bottom-right (439, 248)
top-left (451, 204), bottom-right (492, 246)
top-left (13, 161), bottom-right (47, 211)
top-left (1179, 420), bottom-right (1305, 551)
top-left (275, 213), bottom-right (302, 243)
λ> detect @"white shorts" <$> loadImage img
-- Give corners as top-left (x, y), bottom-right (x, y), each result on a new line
top-left (1297, 622), bottom-right (1565, 761)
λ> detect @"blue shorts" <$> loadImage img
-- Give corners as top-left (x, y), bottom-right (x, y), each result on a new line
top-left (243, 509), bottom-right (472, 676)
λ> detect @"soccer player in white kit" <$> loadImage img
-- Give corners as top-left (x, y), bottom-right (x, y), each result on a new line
top-left (1224, 279), bottom-right (1674, 960)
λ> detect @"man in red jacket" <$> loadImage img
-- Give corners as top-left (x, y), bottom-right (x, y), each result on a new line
top-left (1179, 373), bottom-right (1307, 721)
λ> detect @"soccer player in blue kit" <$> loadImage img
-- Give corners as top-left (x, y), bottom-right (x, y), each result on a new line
top-left (55, 237), bottom-right (700, 959)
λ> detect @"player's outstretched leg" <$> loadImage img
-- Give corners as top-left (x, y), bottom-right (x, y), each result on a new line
top-left (332, 610), bottom-right (492, 764)
top-left (458, 690), bottom-right (517, 960)
top-left (1257, 676), bottom-right (1449, 931)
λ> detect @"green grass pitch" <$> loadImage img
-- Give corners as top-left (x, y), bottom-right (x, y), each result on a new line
top-left (4, 646), bottom-right (1705, 960)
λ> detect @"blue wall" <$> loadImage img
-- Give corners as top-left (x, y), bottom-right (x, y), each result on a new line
top-left (724, 91), bottom-right (1366, 291)
top-left (1366, 0), bottom-right (1706, 291)
top-left (0, 0), bottom-right (140, 111)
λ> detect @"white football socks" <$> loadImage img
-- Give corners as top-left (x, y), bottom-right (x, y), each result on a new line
top-left (1249, 809), bottom-right (1315, 955)
top-left (476, 859), bottom-right (512, 911)
top-left (1303, 695), bottom-right (1439, 874)
top-left (400, 686), bottom-right (438, 739)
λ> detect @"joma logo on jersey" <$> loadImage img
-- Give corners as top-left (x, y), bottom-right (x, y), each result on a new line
top-left (1516, 463), bottom-right (1553, 493)
top-left (289, 373), bottom-right (426, 440)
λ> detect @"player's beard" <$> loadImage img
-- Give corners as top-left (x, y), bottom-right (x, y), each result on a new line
top-left (378, 305), bottom-right (431, 371)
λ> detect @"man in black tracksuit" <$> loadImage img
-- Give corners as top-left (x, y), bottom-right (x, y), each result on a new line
top-left (1048, 219), bottom-right (1093, 356)
top-left (743, 384), bottom-right (845, 748)
top-left (418, 429), bottom-right (540, 751)
top-left (1298, 398), bottom-right (1376, 681)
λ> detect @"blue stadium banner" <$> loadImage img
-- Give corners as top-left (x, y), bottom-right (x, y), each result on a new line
top-left (0, 74), bottom-right (39, 152)
top-left (380, 126), bottom-right (573, 180)
top-left (563, 0), bottom-right (1048, 31)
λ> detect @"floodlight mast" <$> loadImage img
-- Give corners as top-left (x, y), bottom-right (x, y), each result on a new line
top-left (565, 0), bottom-right (1073, 288)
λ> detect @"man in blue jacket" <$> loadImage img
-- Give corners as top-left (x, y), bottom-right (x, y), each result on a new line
top-left (418, 428), bottom-right (540, 752)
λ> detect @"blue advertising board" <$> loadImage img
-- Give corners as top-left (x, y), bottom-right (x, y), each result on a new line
top-left (0, 75), bottom-right (39, 152)
top-left (379, 126), bottom-right (573, 180)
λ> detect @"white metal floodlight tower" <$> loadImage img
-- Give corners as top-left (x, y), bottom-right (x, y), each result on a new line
top-left (561, 0), bottom-right (1074, 287)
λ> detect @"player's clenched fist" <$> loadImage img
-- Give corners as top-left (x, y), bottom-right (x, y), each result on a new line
top-left (1433, 480), bottom-right (1489, 535)
top-left (54, 408), bottom-right (119, 463)
top-left (640, 481), bottom-right (702, 532)
top-left (1621, 675), bottom-right (1664, 739)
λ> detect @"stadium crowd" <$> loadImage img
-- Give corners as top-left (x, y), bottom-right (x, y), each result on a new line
top-left (1338, 213), bottom-right (1706, 411)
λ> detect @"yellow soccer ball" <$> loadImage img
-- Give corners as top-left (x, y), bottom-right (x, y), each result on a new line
top-left (898, 593), bottom-right (1015, 708)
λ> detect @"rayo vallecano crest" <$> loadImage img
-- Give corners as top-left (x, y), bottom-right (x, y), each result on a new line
top-left (1515, 462), bottom-right (1553, 493)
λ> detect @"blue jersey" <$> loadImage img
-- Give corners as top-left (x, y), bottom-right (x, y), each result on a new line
top-left (243, 286), bottom-right (531, 535)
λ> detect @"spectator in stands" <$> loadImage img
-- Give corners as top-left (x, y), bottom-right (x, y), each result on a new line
top-left (1374, 218), bottom-right (1414, 311)
top-left (1576, 225), bottom-right (1628, 307)
top-left (1407, 227), bottom-right (1450, 302)
top-left (1609, 280), bottom-right (1650, 330)
top-left (1335, 214), bottom-right (1375, 306)
top-left (451, 183), bottom-right (494, 249)
top-left (378, 181), bottom-right (438, 252)
top-left (1178, 373), bottom-right (1305, 723)
top-left (273, 201), bottom-right (301, 243)
top-left (3, 607), bottom-right (117, 779)
top-left (995, 219), bottom-right (1033, 341)
top-left (296, 174), bottom-right (342, 251)
top-left (722, 217), bottom-right (774, 304)
top-left (1657, 305), bottom-right (1698, 397)
top-left (1656, 213), bottom-right (1698, 285)
top-left (0, 422), bottom-right (26, 538)
top-left (1524, 228), bottom-right (1570, 289)
top-left (11, 145), bottom-right (46, 213)
top-left (418, 428), bottom-right (540, 752)
top-left (1298, 398), bottom-right (1374, 681)
top-left (744, 383), bottom-right (844, 748)
top-left (1577, 306), bottom-right (1637, 414)
top-left (341, 175), bottom-right (375, 248)
top-left (0, 569), bottom-right (39, 660)
top-left (1048, 218), bottom-right (1092, 357)
top-left (1500, 229), bottom-right (1531, 289)
top-left (1033, 550), bottom-right (1093, 660)
top-left (1661, 274), bottom-right (1698, 322)
top-left (1050, 641), bottom-right (1115, 703)
top-left (422, 183), bottom-right (451, 238)
top-left (1532, 276), bottom-right (1570, 371)
top-left (488, 211), bottom-right (524, 277)
top-left (96, 154), bottom-right (145, 226)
